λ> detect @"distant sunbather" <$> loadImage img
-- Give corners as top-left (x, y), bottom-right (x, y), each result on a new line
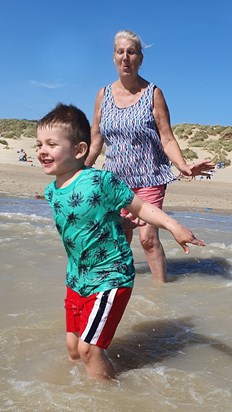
top-left (19, 149), bottom-right (27, 162)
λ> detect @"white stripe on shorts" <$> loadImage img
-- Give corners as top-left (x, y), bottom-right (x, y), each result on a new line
top-left (81, 288), bottom-right (118, 345)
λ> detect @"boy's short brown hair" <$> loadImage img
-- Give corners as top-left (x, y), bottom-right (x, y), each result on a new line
top-left (37, 103), bottom-right (91, 150)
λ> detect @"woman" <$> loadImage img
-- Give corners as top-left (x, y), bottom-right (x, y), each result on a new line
top-left (85, 30), bottom-right (214, 283)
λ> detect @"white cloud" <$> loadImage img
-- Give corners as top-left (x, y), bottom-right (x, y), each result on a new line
top-left (29, 80), bottom-right (64, 89)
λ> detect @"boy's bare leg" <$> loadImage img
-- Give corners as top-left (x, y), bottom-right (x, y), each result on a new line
top-left (78, 339), bottom-right (115, 380)
top-left (66, 332), bottom-right (80, 360)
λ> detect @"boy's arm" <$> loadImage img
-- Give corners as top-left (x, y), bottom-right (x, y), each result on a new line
top-left (126, 195), bottom-right (206, 254)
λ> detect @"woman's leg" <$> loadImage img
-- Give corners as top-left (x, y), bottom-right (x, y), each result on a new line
top-left (139, 223), bottom-right (167, 283)
top-left (132, 185), bottom-right (167, 282)
top-left (124, 228), bottom-right (133, 244)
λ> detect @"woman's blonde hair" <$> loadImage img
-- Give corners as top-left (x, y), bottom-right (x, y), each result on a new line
top-left (114, 30), bottom-right (143, 54)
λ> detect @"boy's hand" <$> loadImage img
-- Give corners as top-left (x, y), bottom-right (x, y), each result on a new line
top-left (170, 223), bottom-right (206, 254)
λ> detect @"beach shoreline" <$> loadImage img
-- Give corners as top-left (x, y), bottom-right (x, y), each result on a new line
top-left (0, 135), bottom-right (231, 213)
top-left (0, 162), bottom-right (231, 215)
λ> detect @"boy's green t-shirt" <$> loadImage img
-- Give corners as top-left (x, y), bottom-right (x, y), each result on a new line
top-left (44, 167), bottom-right (135, 296)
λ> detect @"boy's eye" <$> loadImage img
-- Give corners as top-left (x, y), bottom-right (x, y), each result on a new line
top-left (48, 141), bottom-right (58, 147)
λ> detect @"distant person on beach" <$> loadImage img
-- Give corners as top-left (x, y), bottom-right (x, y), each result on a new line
top-left (206, 171), bottom-right (213, 181)
top-left (36, 103), bottom-right (206, 380)
top-left (18, 148), bottom-right (27, 162)
top-left (85, 29), bottom-right (215, 283)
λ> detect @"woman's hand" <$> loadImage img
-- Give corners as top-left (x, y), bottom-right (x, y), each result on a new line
top-left (121, 213), bottom-right (146, 230)
top-left (178, 160), bottom-right (215, 178)
top-left (188, 160), bottom-right (215, 177)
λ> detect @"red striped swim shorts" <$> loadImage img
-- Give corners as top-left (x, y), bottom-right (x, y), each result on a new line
top-left (64, 286), bottom-right (132, 349)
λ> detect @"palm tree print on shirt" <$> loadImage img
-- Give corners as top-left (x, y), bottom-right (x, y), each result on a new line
top-left (67, 191), bottom-right (84, 208)
top-left (96, 247), bottom-right (108, 262)
top-left (67, 211), bottom-right (80, 226)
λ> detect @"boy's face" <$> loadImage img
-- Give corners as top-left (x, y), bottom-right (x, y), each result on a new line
top-left (36, 124), bottom-right (78, 176)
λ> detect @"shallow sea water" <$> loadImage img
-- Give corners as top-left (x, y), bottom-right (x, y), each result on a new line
top-left (0, 197), bottom-right (232, 412)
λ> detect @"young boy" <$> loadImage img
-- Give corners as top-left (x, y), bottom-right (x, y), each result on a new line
top-left (36, 103), bottom-right (205, 380)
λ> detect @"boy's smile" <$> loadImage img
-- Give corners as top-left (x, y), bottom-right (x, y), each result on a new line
top-left (36, 124), bottom-right (81, 183)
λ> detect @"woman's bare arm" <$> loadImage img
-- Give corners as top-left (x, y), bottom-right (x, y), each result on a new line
top-left (153, 87), bottom-right (191, 175)
top-left (153, 88), bottom-right (215, 176)
top-left (85, 88), bottom-right (105, 167)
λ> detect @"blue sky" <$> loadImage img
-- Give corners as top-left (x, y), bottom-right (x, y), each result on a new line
top-left (0, 0), bottom-right (231, 126)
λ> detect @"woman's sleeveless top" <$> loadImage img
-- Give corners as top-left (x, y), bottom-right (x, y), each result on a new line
top-left (99, 82), bottom-right (176, 188)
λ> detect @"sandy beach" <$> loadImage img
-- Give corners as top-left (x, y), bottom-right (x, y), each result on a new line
top-left (0, 136), bottom-right (231, 212)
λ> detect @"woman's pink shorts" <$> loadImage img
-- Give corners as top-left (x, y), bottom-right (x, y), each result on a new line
top-left (121, 185), bottom-right (166, 217)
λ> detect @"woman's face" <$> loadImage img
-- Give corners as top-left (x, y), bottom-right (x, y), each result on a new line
top-left (114, 38), bottom-right (143, 78)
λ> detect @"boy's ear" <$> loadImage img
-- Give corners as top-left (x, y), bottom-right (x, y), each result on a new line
top-left (75, 142), bottom-right (88, 159)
